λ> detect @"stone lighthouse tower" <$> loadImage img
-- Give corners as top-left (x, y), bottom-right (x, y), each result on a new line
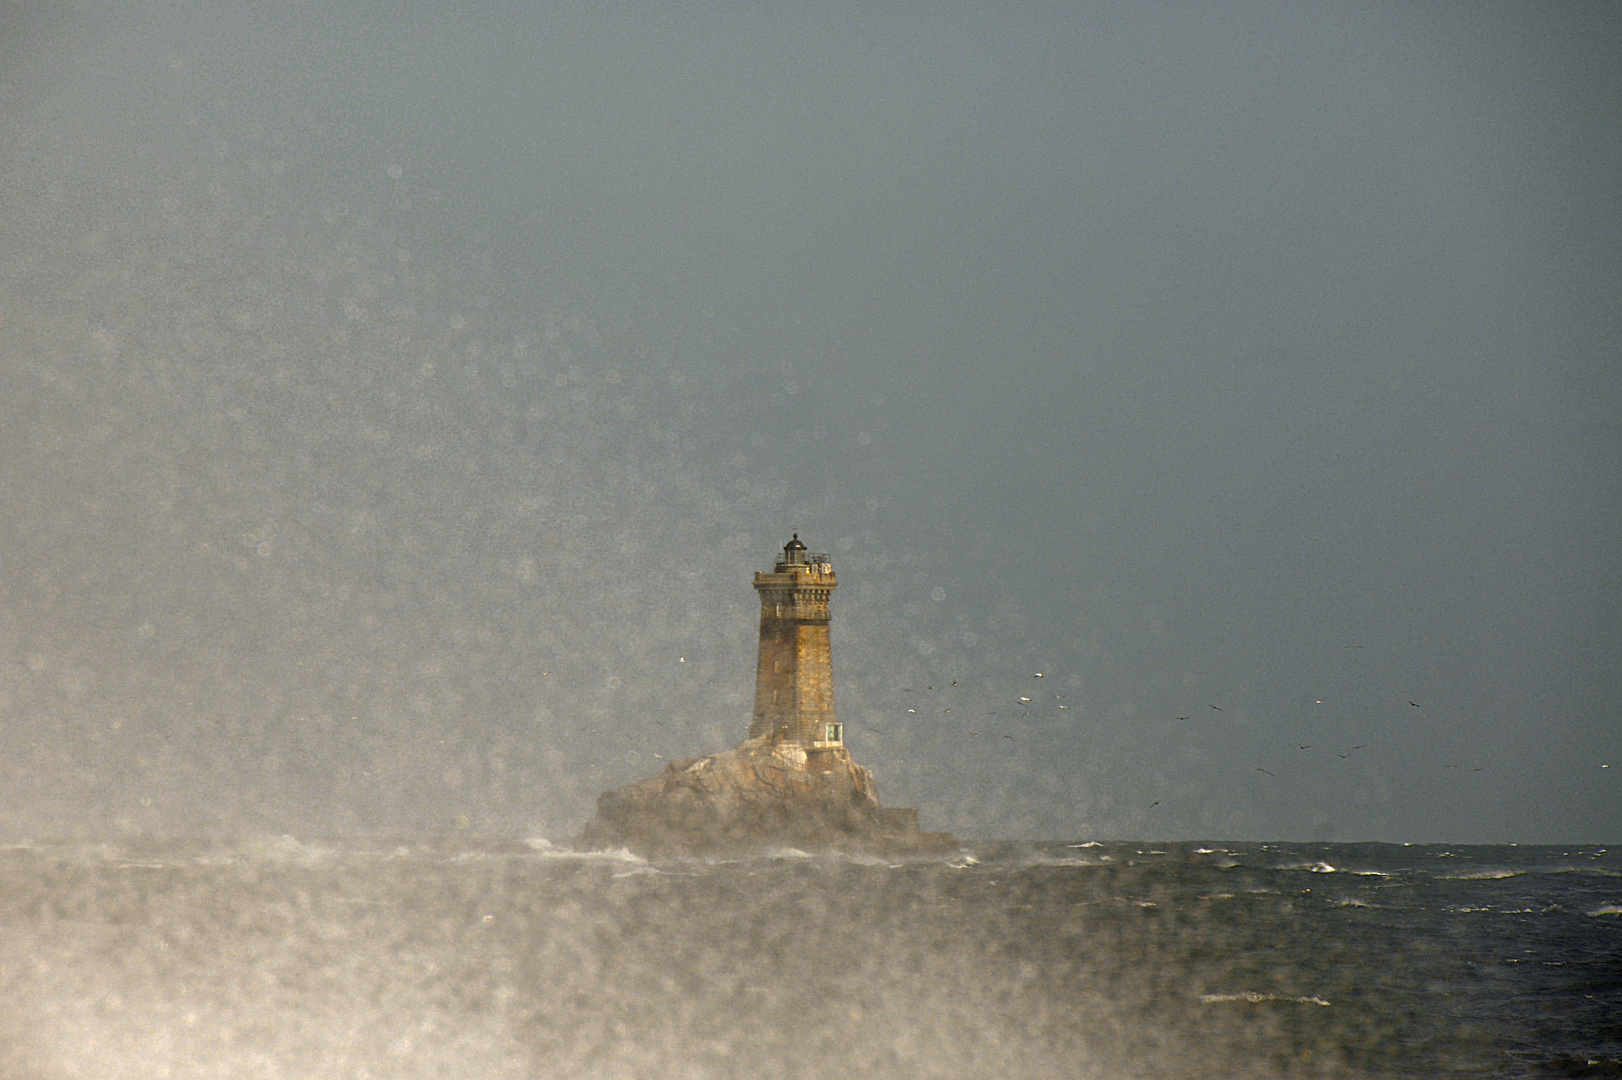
top-left (750, 534), bottom-right (843, 748)
top-left (574, 531), bottom-right (955, 855)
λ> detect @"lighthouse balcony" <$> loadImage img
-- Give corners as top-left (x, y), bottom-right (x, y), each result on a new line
top-left (767, 557), bottom-right (834, 576)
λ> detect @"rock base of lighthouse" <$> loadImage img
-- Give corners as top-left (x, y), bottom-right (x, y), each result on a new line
top-left (575, 736), bottom-right (955, 858)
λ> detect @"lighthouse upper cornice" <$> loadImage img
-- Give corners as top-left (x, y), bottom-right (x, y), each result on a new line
top-left (753, 533), bottom-right (835, 626)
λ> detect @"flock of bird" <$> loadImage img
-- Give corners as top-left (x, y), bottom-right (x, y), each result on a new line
top-left (868, 656), bottom-right (1505, 806)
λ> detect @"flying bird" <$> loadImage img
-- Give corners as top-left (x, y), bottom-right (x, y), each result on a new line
top-left (1256, 767), bottom-right (1274, 776)
top-left (1149, 801), bottom-right (1160, 808)
top-left (1209, 704), bottom-right (1222, 712)
top-left (1297, 744), bottom-right (1311, 750)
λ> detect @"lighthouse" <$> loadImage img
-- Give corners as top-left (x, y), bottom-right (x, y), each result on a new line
top-left (574, 530), bottom-right (955, 855)
top-left (750, 534), bottom-right (843, 749)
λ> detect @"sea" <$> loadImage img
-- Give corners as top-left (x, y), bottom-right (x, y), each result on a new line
top-left (0, 838), bottom-right (1616, 1079)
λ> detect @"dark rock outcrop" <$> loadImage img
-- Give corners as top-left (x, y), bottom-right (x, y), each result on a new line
top-left (576, 736), bottom-right (954, 858)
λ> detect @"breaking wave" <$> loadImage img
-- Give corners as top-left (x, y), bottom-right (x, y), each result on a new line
top-left (1201, 992), bottom-right (1332, 1006)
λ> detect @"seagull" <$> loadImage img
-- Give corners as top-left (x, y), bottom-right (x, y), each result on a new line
top-left (1297, 744), bottom-right (1311, 750)
top-left (1176, 716), bottom-right (1191, 721)
top-left (1019, 696), bottom-right (1032, 703)
top-left (1034, 673), bottom-right (1044, 678)
top-left (1209, 705), bottom-right (1222, 712)
top-left (1256, 767), bottom-right (1274, 776)
top-left (1149, 801), bottom-right (1160, 808)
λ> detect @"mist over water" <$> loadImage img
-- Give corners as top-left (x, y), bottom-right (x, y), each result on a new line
top-left (2, 840), bottom-right (1618, 1079)
top-left (2, 6), bottom-right (1621, 1076)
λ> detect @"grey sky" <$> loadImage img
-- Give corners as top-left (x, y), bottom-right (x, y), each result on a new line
top-left (1, 2), bottom-right (1617, 842)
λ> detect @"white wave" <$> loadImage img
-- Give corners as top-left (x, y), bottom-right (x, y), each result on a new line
top-left (240, 834), bottom-right (337, 865)
top-left (947, 854), bottom-right (980, 869)
top-left (611, 864), bottom-right (662, 878)
top-left (1067, 841), bottom-right (1103, 848)
top-left (524, 839), bottom-right (648, 865)
top-left (841, 851), bottom-right (894, 867)
top-left (1024, 856), bottom-right (1108, 868)
top-left (1587, 903), bottom-right (1622, 917)
top-left (1440, 869), bottom-right (1525, 880)
top-left (1200, 991), bottom-right (1331, 1006)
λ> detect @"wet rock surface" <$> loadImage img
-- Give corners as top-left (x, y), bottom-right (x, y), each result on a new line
top-left (577, 736), bottom-right (954, 857)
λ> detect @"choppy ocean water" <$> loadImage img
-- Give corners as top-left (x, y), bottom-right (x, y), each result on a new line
top-left (0, 838), bottom-right (1616, 1079)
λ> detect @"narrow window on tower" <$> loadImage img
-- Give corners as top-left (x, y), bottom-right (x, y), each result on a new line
top-left (826, 723), bottom-right (842, 743)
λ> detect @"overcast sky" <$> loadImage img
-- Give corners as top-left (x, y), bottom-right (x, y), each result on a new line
top-left (1, 2), bottom-right (1617, 843)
